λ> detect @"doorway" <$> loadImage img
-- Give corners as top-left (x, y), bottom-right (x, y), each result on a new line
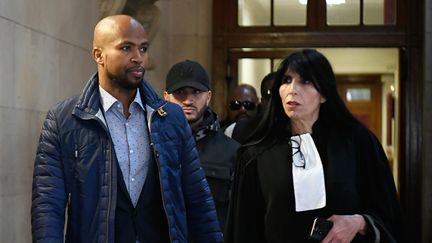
top-left (337, 74), bottom-right (383, 140)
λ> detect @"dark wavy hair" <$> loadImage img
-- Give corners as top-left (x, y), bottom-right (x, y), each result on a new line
top-left (246, 49), bottom-right (360, 145)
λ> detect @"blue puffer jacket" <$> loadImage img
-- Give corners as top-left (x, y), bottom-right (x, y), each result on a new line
top-left (31, 73), bottom-right (223, 243)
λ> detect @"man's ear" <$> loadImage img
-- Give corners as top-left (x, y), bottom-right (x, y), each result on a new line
top-left (163, 91), bottom-right (170, 100)
top-left (206, 90), bottom-right (212, 106)
top-left (92, 47), bottom-right (104, 65)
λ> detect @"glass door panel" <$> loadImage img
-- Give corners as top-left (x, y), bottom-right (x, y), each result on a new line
top-left (327, 0), bottom-right (361, 25)
top-left (238, 58), bottom-right (271, 95)
top-left (274, 0), bottom-right (307, 26)
top-left (364, 0), bottom-right (396, 25)
top-left (238, 0), bottom-right (271, 26)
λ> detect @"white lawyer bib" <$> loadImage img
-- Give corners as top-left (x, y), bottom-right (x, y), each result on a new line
top-left (291, 133), bottom-right (326, 212)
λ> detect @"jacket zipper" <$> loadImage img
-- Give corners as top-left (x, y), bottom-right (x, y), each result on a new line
top-left (74, 95), bottom-right (115, 242)
top-left (93, 111), bottom-right (113, 243)
top-left (74, 144), bottom-right (79, 158)
top-left (67, 192), bottom-right (72, 214)
top-left (148, 104), bottom-right (173, 242)
top-left (106, 141), bottom-right (113, 243)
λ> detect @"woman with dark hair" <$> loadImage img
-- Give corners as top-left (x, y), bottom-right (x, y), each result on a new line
top-left (225, 49), bottom-right (403, 243)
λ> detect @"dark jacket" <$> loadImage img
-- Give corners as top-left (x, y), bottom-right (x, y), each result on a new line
top-left (221, 104), bottom-right (264, 144)
top-left (225, 120), bottom-right (403, 243)
top-left (31, 73), bottom-right (223, 243)
top-left (193, 108), bottom-right (240, 230)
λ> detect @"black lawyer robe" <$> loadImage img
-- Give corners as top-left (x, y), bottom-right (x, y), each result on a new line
top-left (225, 120), bottom-right (403, 243)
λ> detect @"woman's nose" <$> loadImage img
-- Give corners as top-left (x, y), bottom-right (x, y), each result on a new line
top-left (287, 82), bottom-right (298, 95)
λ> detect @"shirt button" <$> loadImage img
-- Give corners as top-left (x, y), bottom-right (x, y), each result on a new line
top-left (130, 150), bottom-right (134, 154)
top-left (125, 122), bottom-right (129, 126)
top-left (131, 178), bottom-right (135, 182)
top-left (117, 104), bottom-right (121, 108)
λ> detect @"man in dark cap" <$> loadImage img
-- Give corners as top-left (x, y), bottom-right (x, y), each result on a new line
top-left (164, 60), bottom-right (240, 229)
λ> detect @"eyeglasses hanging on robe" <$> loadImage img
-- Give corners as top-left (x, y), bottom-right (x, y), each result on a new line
top-left (290, 134), bottom-right (327, 212)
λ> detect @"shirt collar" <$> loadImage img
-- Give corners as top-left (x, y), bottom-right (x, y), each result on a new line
top-left (99, 85), bottom-right (145, 112)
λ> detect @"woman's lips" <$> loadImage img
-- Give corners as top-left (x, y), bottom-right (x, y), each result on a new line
top-left (287, 101), bottom-right (300, 106)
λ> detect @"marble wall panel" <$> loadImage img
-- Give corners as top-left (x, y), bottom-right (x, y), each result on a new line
top-left (0, 0), bottom-right (97, 49)
top-left (38, 0), bottom-right (99, 48)
top-left (13, 23), bottom-right (61, 112)
top-left (196, 35), bottom-right (212, 71)
top-left (150, 0), bottom-right (170, 93)
top-left (169, 0), bottom-right (198, 35)
top-left (0, 107), bottom-right (46, 243)
top-left (0, 18), bottom-right (15, 108)
top-left (0, 194), bottom-right (33, 242)
top-left (0, 1), bottom-right (99, 242)
top-left (0, 0), bottom-right (34, 26)
top-left (149, 0), bottom-right (212, 95)
top-left (169, 35), bottom-right (199, 64)
top-left (58, 41), bottom-right (96, 100)
top-left (197, 0), bottom-right (212, 36)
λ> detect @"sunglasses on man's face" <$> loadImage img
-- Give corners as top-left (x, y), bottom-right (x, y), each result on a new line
top-left (229, 100), bottom-right (257, 111)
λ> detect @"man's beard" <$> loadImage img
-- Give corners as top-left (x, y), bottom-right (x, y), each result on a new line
top-left (186, 105), bottom-right (207, 124)
top-left (107, 70), bottom-right (142, 90)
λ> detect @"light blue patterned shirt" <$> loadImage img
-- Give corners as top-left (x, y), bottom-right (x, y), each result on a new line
top-left (99, 86), bottom-right (150, 207)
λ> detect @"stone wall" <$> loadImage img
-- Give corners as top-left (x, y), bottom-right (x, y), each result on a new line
top-left (148, 0), bottom-right (212, 95)
top-left (0, 1), bottom-right (99, 241)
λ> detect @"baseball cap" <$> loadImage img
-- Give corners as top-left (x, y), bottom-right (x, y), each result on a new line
top-left (165, 60), bottom-right (210, 93)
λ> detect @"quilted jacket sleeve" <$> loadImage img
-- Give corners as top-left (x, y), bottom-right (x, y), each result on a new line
top-left (178, 112), bottom-right (223, 243)
top-left (31, 109), bottom-right (67, 243)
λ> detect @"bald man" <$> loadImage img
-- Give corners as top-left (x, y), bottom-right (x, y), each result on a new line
top-left (226, 84), bottom-right (259, 123)
top-left (31, 15), bottom-right (222, 243)
top-left (222, 84), bottom-right (259, 139)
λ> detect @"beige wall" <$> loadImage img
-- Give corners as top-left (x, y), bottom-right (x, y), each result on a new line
top-left (0, 1), bottom-right (99, 242)
top-left (149, 0), bottom-right (212, 95)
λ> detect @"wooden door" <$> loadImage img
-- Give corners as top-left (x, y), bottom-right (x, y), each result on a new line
top-left (336, 75), bottom-right (382, 141)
